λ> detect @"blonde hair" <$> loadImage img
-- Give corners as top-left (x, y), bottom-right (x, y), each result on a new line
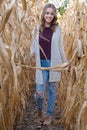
top-left (40, 3), bottom-right (58, 32)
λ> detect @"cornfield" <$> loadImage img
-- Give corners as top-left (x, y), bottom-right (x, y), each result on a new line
top-left (56, 0), bottom-right (87, 130)
top-left (0, 0), bottom-right (45, 130)
top-left (0, 0), bottom-right (87, 130)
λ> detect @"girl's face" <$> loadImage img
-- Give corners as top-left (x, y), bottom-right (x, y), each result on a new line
top-left (44, 7), bottom-right (55, 26)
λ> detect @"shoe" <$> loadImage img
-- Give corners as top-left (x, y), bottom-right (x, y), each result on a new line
top-left (34, 111), bottom-right (43, 124)
top-left (43, 115), bottom-right (52, 125)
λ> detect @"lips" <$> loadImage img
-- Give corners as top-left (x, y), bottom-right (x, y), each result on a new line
top-left (45, 18), bottom-right (53, 22)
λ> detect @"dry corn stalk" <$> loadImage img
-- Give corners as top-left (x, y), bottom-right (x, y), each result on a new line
top-left (54, 0), bottom-right (87, 130)
top-left (0, 0), bottom-right (46, 130)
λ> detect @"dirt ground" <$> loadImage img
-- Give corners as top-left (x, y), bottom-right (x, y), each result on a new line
top-left (14, 86), bottom-right (65, 130)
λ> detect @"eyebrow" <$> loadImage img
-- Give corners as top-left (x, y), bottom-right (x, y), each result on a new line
top-left (46, 11), bottom-right (54, 14)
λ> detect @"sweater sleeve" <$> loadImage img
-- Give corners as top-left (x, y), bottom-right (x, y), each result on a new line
top-left (30, 39), bottom-right (35, 56)
top-left (30, 25), bottom-right (40, 56)
top-left (59, 27), bottom-right (67, 63)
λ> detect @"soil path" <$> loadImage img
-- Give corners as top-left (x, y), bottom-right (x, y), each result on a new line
top-left (14, 86), bottom-right (64, 130)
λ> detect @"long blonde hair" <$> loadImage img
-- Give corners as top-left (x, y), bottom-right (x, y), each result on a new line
top-left (40, 3), bottom-right (58, 32)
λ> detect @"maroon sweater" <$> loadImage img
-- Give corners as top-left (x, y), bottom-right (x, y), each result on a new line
top-left (39, 27), bottom-right (53, 60)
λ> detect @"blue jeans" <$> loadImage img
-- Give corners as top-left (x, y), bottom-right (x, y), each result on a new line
top-left (35, 60), bottom-right (57, 116)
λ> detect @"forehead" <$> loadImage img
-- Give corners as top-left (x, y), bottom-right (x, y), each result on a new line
top-left (45, 7), bottom-right (54, 13)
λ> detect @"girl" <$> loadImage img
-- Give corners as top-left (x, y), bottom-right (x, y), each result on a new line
top-left (30, 3), bottom-right (67, 125)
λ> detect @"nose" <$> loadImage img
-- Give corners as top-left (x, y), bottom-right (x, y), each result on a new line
top-left (48, 13), bottom-right (52, 18)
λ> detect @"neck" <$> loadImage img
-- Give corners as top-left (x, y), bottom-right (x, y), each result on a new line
top-left (45, 23), bottom-right (51, 27)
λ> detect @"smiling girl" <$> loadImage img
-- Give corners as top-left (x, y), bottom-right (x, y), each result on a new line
top-left (30, 3), bottom-right (67, 125)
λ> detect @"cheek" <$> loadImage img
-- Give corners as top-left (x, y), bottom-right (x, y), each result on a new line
top-left (44, 15), bottom-right (47, 21)
top-left (52, 15), bottom-right (55, 20)
top-left (44, 14), bottom-right (47, 17)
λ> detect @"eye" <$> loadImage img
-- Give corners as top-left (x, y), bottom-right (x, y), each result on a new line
top-left (46, 11), bottom-right (49, 14)
top-left (51, 13), bottom-right (54, 16)
top-left (46, 12), bottom-right (54, 16)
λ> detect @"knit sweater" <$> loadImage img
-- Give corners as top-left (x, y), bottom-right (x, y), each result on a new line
top-left (30, 25), bottom-right (67, 84)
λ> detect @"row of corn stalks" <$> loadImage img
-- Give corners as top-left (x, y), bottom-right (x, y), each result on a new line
top-left (55, 0), bottom-right (87, 130)
top-left (0, 0), bottom-right (46, 130)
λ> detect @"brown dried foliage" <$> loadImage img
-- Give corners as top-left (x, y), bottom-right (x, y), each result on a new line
top-left (55, 0), bottom-right (87, 130)
top-left (0, 0), bottom-right (45, 130)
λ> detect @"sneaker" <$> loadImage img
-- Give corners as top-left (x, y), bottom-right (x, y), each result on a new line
top-left (43, 115), bottom-right (52, 125)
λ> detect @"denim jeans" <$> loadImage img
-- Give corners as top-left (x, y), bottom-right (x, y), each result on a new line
top-left (35, 60), bottom-right (57, 116)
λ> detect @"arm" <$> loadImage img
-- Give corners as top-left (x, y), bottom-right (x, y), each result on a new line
top-left (30, 25), bottom-right (39, 56)
top-left (30, 39), bottom-right (35, 56)
top-left (59, 27), bottom-right (67, 63)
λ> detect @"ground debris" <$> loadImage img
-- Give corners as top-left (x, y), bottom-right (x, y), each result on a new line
top-left (14, 89), bottom-right (64, 130)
